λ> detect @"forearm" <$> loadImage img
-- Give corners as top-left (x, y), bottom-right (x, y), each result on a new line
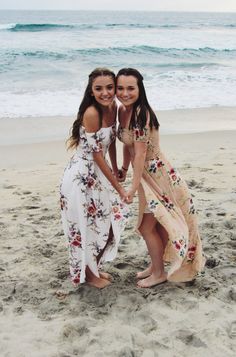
top-left (122, 145), bottom-right (131, 170)
top-left (108, 140), bottom-right (118, 174)
top-left (93, 152), bottom-right (122, 194)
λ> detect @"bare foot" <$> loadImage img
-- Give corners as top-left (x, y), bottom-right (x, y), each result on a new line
top-left (136, 264), bottom-right (152, 279)
top-left (87, 276), bottom-right (111, 289)
top-left (137, 273), bottom-right (167, 288)
top-left (99, 271), bottom-right (113, 281)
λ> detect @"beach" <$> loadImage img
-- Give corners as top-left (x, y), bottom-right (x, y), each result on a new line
top-left (1, 107), bottom-right (236, 356)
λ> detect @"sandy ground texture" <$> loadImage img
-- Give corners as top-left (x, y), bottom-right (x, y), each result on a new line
top-left (0, 110), bottom-right (236, 356)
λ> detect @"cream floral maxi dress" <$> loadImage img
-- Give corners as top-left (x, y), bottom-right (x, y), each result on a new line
top-left (118, 124), bottom-right (205, 282)
top-left (60, 125), bottom-right (129, 285)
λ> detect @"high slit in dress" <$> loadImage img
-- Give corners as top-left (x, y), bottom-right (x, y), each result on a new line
top-left (60, 125), bottom-right (129, 285)
top-left (118, 124), bottom-right (205, 282)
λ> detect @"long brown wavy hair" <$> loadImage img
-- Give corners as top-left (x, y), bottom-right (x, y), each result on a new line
top-left (116, 68), bottom-right (159, 130)
top-left (67, 68), bottom-right (115, 149)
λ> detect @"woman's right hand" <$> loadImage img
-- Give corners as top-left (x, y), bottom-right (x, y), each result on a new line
top-left (118, 187), bottom-right (129, 202)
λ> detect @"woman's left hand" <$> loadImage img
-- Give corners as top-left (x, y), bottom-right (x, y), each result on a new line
top-left (125, 188), bottom-right (136, 204)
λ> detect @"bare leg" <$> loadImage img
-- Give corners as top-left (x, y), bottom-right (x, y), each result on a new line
top-left (95, 226), bottom-right (114, 282)
top-left (156, 221), bottom-right (169, 250)
top-left (136, 264), bottom-right (153, 279)
top-left (137, 213), bottom-right (167, 288)
top-left (137, 221), bottom-right (169, 279)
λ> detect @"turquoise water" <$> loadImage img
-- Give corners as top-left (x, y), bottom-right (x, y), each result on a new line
top-left (0, 10), bottom-right (236, 117)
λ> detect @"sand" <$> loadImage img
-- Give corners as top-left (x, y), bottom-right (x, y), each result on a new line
top-left (0, 107), bottom-right (236, 357)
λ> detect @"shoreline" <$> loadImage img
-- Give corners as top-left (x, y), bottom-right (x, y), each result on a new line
top-left (1, 106), bottom-right (236, 146)
top-left (1, 129), bottom-right (236, 169)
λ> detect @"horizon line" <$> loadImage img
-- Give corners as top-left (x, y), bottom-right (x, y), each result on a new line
top-left (0, 9), bottom-right (236, 13)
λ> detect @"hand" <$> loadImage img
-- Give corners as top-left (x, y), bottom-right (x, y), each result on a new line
top-left (125, 188), bottom-right (136, 204)
top-left (118, 187), bottom-right (129, 202)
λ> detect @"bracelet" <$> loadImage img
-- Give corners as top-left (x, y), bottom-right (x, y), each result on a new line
top-left (122, 166), bottom-right (128, 171)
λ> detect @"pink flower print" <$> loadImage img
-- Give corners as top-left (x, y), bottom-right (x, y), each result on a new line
top-left (71, 234), bottom-right (82, 247)
top-left (175, 242), bottom-right (181, 250)
top-left (87, 199), bottom-right (97, 217)
top-left (72, 273), bottom-right (80, 284)
top-left (162, 194), bottom-right (169, 203)
top-left (87, 177), bottom-right (95, 188)
top-left (187, 245), bottom-right (196, 261)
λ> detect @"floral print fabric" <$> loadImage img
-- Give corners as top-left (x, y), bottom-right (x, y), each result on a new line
top-left (118, 124), bottom-right (205, 282)
top-left (60, 125), bottom-right (129, 285)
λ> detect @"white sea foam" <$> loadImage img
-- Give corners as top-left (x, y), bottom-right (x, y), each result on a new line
top-left (0, 10), bottom-right (236, 121)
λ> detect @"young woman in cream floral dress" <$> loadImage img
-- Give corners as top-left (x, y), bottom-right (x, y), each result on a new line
top-left (116, 68), bottom-right (205, 288)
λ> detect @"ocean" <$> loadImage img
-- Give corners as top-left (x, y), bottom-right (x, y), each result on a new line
top-left (0, 10), bottom-right (236, 118)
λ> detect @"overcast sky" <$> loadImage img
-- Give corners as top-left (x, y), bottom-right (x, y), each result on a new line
top-left (0, 0), bottom-right (236, 12)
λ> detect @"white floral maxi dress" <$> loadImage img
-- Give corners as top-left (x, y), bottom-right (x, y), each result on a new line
top-left (60, 125), bottom-right (129, 285)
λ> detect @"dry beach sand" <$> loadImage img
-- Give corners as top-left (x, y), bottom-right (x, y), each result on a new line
top-left (0, 107), bottom-right (236, 356)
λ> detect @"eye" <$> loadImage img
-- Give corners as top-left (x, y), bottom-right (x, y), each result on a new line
top-left (117, 86), bottom-right (123, 90)
top-left (94, 87), bottom-right (102, 91)
top-left (107, 85), bottom-right (114, 90)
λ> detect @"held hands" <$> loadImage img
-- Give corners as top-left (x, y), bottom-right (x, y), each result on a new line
top-left (124, 188), bottom-right (135, 204)
top-left (118, 187), bottom-right (135, 204)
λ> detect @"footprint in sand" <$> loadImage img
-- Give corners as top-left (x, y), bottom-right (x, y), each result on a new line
top-left (24, 205), bottom-right (40, 210)
top-left (114, 262), bottom-right (134, 270)
top-left (187, 179), bottom-right (203, 189)
top-left (227, 321), bottom-right (236, 339)
top-left (39, 247), bottom-right (54, 258)
top-left (205, 258), bottom-right (220, 269)
top-left (3, 184), bottom-right (17, 189)
top-left (176, 329), bottom-right (207, 348)
top-left (228, 288), bottom-right (236, 302)
top-left (224, 220), bottom-right (235, 230)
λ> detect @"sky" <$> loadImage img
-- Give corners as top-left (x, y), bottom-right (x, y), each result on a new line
top-left (0, 0), bottom-right (236, 12)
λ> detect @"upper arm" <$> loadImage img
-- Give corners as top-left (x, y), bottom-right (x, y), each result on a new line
top-left (118, 105), bottom-right (126, 126)
top-left (83, 107), bottom-right (100, 133)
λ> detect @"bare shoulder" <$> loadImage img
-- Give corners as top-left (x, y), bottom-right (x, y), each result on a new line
top-left (83, 106), bottom-right (100, 133)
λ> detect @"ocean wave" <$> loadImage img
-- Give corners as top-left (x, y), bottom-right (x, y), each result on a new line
top-left (2, 22), bottom-right (236, 32)
top-left (2, 23), bottom-right (74, 32)
top-left (0, 22), bottom-right (180, 32)
top-left (2, 46), bottom-right (235, 61)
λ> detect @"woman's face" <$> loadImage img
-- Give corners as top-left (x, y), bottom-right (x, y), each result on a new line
top-left (116, 75), bottom-right (139, 107)
top-left (91, 75), bottom-right (115, 106)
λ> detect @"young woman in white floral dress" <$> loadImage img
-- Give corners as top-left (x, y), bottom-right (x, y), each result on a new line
top-left (60, 68), bottom-right (129, 289)
top-left (116, 68), bottom-right (205, 288)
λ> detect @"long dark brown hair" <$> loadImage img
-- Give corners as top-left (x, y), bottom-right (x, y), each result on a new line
top-left (67, 68), bottom-right (115, 149)
top-left (116, 68), bottom-right (159, 130)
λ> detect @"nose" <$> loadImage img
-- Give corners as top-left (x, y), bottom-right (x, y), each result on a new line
top-left (102, 89), bottom-right (109, 96)
top-left (122, 89), bottom-right (128, 97)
